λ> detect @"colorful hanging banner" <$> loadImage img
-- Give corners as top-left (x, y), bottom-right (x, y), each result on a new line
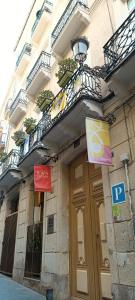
top-left (86, 117), bottom-right (112, 165)
top-left (34, 165), bottom-right (52, 192)
top-left (51, 91), bottom-right (67, 120)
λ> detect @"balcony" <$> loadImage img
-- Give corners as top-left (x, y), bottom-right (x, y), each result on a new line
top-left (0, 133), bottom-right (7, 150)
top-left (31, 0), bottom-right (53, 44)
top-left (51, 0), bottom-right (90, 57)
top-left (16, 43), bottom-right (32, 76)
top-left (21, 66), bottom-right (103, 157)
top-left (18, 126), bottom-right (49, 174)
top-left (103, 9), bottom-right (135, 91)
top-left (26, 51), bottom-right (51, 96)
top-left (9, 90), bottom-right (28, 125)
top-left (0, 150), bottom-right (22, 191)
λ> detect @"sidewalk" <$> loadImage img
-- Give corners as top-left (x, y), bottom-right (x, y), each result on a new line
top-left (0, 274), bottom-right (46, 300)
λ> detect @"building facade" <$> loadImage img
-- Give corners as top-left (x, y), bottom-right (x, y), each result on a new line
top-left (0, 0), bottom-right (135, 299)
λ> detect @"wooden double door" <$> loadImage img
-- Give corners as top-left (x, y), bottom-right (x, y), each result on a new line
top-left (70, 153), bottom-right (111, 300)
top-left (1, 212), bottom-right (18, 276)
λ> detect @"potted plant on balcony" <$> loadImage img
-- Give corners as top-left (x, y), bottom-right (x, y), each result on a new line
top-left (0, 149), bottom-right (7, 163)
top-left (12, 130), bottom-right (25, 146)
top-left (55, 58), bottom-right (77, 88)
top-left (24, 117), bottom-right (37, 134)
top-left (36, 90), bottom-right (54, 113)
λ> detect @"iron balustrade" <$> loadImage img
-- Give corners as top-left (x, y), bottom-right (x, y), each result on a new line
top-left (31, 0), bottom-right (53, 35)
top-left (51, 0), bottom-right (88, 47)
top-left (21, 65), bottom-right (102, 158)
top-left (0, 133), bottom-right (7, 148)
top-left (16, 43), bottom-right (32, 67)
top-left (29, 125), bottom-right (43, 149)
top-left (9, 89), bottom-right (27, 116)
top-left (0, 149), bottom-right (21, 176)
top-left (104, 9), bottom-right (135, 76)
top-left (26, 51), bottom-right (51, 90)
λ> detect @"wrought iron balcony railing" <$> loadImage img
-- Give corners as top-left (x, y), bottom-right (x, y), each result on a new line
top-left (51, 0), bottom-right (88, 47)
top-left (31, 0), bottom-right (53, 36)
top-left (9, 89), bottom-right (27, 116)
top-left (103, 9), bottom-right (135, 77)
top-left (0, 133), bottom-right (7, 149)
top-left (0, 149), bottom-right (21, 176)
top-left (16, 43), bottom-right (32, 67)
top-left (21, 65), bottom-right (102, 157)
top-left (26, 51), bottom-right (51, 90)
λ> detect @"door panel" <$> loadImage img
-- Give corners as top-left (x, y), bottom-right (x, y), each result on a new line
top-left (24, 222), bottom-right (43, 278)
top-left (70, 153), bottom-right (111, 300)
top-left (1, 212), bottom-right (18, 275)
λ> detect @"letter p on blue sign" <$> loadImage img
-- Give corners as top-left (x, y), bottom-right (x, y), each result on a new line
top-left (112, 182), bottom-right (126, 205)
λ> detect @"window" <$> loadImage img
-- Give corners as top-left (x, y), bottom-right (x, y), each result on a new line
top-left (10, 197), bottom-right (19, 214)
top-left (47, 215), bottom-right (54, 234)
top-left (23, 135), bottom-right (29, 155)
top-left (34, 192), bottom-right (44, 223)
top-left (128, 0), bottom-right (135, 11)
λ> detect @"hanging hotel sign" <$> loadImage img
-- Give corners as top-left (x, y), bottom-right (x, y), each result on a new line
top-left (51, 91), bottom-right (67, 120)
top-left (86, 117), bottom-right (112, 165)
top-left (34, 165), bottom-right (52, 192)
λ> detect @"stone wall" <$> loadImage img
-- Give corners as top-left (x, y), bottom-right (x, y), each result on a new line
top-left (102, 97), bottom-right (135, 299)
top-left (13, 179), bottom-right (32, 282)
top-left (0, 198), bottom-right (7, 265)
top-left (41, 162), bottom-right (69, 300)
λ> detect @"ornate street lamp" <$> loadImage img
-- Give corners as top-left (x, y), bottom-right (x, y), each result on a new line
top-left (71, 36), bottom-right (89, 65)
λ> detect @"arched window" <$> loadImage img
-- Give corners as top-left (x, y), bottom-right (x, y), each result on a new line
top-left (128, 0), bottom-right (135, 11)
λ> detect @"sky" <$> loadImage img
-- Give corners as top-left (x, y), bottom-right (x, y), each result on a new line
top-left (0, 0), bottom-right (34, 108)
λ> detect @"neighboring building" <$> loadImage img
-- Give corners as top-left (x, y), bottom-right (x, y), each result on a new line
top-left (0, 0), bottom-right (135, 299)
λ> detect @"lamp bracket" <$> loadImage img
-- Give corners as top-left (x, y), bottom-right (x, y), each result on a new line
top-left (104, 113), bottom-right (116, 125)
top-left (51, 155), bottom-right (58, 163)
top-left (93, 64), bottom-right (108, 79)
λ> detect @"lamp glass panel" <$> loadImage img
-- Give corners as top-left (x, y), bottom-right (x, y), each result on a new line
top-left (73, 41), bottom-right (87, 62)
top-left (128, 0), bottom-right (135, 11)
top-left (78, 41), bottom-right (87, 56)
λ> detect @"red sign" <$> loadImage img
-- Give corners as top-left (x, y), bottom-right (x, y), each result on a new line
top-left (34, 165), bottom-right (52, 192)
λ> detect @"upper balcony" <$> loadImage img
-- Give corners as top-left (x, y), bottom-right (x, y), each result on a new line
top-left (9, 89), bottom-right (28, 125)
top-left (26, 51), bottom-right (51, 96)
top-left (31, 0), bottom-right (53, 44)
top-left (51, 0), bottom-right (90, 57)
top-left (18, 127), bottom-right (49, 174)
top-left (20, 65), bottom-right (103, 159)
top-left (16, 43), bottom-right (32, 76)
top-left (103, 9), bottom-right (135, 92)
top-left (0, 133), bottom-right (7, 150)
top-left (0, 150), bottom-right (22, 191)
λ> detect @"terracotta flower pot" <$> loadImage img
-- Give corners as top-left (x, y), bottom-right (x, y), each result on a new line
top-left (40, 99), bottom-right (52, 112)
top-left (58, 70), bottom-right (73, 88)
top-left (25, 125), bottom-right (36, 134)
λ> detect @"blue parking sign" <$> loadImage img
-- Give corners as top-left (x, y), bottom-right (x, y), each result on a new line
top-left (112, 182), bottom-right (126, 205)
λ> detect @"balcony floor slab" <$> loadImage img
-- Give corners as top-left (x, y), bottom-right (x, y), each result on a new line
top-left (18, 142), bottom-right (49, 174)
top-left (107, 52), bottom-right (135, 95)
top-left (42, 98), bottom-right (103, 152)
top-left (0, 168), bottom-right (22, 191)
top-left (10, 104), bottom-right (27, 125)
top-left (52, 6), bottom-right (90, 57)
top-left (27, 68), bottom-right (51, 96)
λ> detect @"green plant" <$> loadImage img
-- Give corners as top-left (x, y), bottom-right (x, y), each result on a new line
top-left (12, 130), bottom-right (25, 146)
top-left (0, 150), bottom-right (7, 163)
top-left (36, 90), bottom-right (54, 112)
top-left (24, 117), bottom-right (36, 134)
top-left (55, 58), bottom-right (77, 87)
